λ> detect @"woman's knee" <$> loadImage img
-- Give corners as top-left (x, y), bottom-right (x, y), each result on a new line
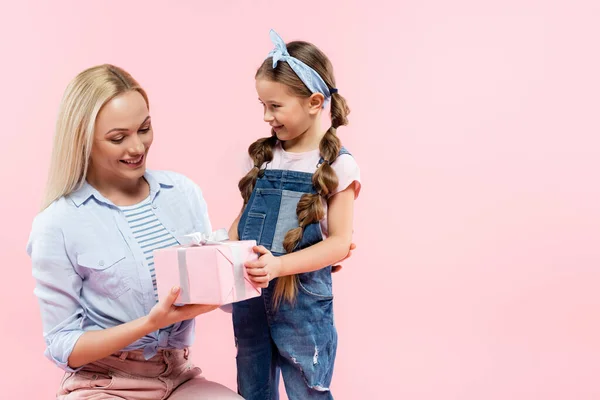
top-left (169, 377), bottom-right (242, 399)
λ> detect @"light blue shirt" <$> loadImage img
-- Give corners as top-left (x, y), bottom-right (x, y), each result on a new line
top-left (26, 170), bottom-right (212, 372)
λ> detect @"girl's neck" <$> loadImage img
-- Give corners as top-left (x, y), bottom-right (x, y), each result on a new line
top-left (281, 121), bottom-right (324, 153)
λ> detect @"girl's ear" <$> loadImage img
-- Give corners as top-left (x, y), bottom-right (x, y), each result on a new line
top-left (307, 93), bottom-right (324, 114)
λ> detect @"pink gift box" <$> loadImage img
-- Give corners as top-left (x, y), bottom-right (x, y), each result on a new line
top-left (153, 240), bottom-right (261, 305)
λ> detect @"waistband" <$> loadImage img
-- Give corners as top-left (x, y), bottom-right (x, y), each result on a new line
top-left (111, 347), bottom-right (189, 362)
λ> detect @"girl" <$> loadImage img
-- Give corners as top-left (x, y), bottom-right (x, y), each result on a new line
top-left (229, 30), bottom-right (361, 400)
top-left (27, 64), bottom-right (242, 399)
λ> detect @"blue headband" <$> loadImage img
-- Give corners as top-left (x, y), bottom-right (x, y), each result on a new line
top-left (267, 29), bottom-right (336, 108)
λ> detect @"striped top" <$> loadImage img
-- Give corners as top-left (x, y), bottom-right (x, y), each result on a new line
top-left (119, 195), bottom-right (179, 299)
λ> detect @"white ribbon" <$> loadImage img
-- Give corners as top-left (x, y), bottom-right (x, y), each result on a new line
top-left (182, 228), bottom-right (230, 246)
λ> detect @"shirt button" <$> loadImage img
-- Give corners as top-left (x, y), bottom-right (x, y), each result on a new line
top-left (152, 204), bottom-right (158, 209)
top-left (170, 228), bottom-right (176, 232)
top-left (99, 260), bottom-right (105, 267)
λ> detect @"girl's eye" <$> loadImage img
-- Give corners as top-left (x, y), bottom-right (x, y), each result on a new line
top-left (110, 137), bottom-right (125, 144)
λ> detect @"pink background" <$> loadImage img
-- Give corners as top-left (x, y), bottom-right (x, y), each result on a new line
top-left (1, 1), bottom-right (599, 398)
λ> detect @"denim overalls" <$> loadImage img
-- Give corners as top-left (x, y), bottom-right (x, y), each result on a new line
top-left (232, 148), bottom-right (351, 400)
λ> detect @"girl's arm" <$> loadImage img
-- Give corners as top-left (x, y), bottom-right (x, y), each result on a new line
top-left (245, 185), bottom-right (355, 284)
top-left (228, 206), bottom-right (244, 241)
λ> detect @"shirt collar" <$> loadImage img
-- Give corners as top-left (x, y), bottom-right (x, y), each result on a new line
top-left (69, 170), bottom-right (174, 208)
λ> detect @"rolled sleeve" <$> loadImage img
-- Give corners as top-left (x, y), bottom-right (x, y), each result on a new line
top-left (331, 154), bottom-right (362, 199)
top-left (28, 215), bottom-right (85, 372)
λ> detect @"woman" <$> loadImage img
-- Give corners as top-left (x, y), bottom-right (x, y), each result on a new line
top-left (27, 64), bottom-right (242, 399)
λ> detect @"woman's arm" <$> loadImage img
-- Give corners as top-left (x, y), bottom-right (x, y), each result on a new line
top-left (68, 287), bottom-right (216, 368)
top-left (28, 218), bottom-right (217, 371)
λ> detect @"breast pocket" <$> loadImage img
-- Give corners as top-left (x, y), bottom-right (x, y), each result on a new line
top-left (77, 252), bottom-right (131, 299)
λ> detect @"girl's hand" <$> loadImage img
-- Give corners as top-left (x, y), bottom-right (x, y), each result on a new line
top-left (332, 242), bottom-right (356, 273)
top-left (245, 245), bottom-right (282, 288)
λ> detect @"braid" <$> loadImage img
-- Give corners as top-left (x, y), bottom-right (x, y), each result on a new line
top-left (272, 93), bottom-right (350, 308)
top-left (238, 134), bottom-right (277, 204)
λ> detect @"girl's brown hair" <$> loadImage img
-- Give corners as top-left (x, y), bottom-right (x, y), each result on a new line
top-left (239, 41), bottom-right (350, 308)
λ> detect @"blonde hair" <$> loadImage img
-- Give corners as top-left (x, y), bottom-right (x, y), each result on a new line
top-left (239, 41), bottom-right (350, 308)
top-left (41, 64), bottom-right (148, 210)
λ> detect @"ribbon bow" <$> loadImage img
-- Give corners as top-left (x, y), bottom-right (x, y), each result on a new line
top-left (182, 228), bottom-right (229, 246)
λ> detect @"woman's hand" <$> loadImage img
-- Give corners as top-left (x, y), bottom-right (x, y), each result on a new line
top-left (147, 286), bottom-right (219, 330)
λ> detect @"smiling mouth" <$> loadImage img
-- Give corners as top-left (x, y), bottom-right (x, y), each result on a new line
top-left (120, 154), bottom-right (144, 167)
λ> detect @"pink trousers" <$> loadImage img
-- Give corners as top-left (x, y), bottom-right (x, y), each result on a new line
top-left (57, 348), bottom-right (242, 399)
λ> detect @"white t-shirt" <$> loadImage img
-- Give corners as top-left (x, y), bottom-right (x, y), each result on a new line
top-left (243, 141), bottom-right (361, 237)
